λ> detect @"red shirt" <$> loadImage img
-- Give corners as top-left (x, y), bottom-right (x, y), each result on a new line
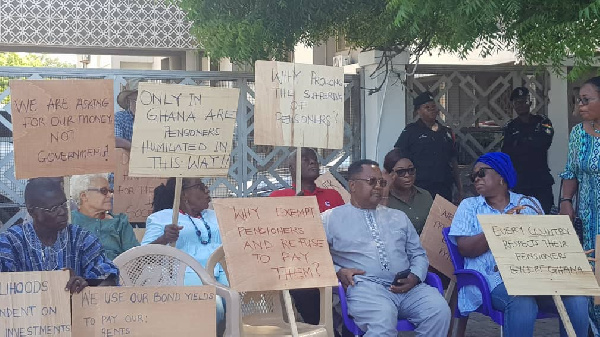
top-left (269, 186), bottom-right (345, 213)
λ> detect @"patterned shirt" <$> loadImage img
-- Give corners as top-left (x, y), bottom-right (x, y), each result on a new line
top-left (448, 192), bottom-right (542, 314)
top-left (0, 223), bottom-right (119, 280)
top-left (322, 204), bottom-right (429, 286)
top-left (114, 110), bottom-right (134, 141)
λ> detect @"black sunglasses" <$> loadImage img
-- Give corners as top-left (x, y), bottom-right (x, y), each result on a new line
top-left (87, 187), bottom-right (114, 196)
top-left (468, 168), bottom-right (496, 183)
top-left (393, 167), bottom-right (416, 177)
top-left (351, 177), bottom-right (387, 187)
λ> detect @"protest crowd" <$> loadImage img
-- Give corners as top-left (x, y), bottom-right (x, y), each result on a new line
top-left (1, 69), bottom-right (600, 337)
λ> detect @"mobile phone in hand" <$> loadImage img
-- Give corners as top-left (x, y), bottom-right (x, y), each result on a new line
top-left (392, 269), bottom-right (411, 285)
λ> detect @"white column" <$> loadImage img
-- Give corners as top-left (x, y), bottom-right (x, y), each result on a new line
top-left (359, 51), bottom-right (409, 164)
top-left (547, 67), bottom-right (569, 199)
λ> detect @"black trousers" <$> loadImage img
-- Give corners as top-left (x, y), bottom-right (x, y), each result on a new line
top-left (512, 185), bottom-right (554, 214)
top-left (418, 180), bottom-right (453, 202)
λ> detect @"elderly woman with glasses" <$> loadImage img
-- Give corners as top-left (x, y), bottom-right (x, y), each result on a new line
top-left (381, 149), bottom-right (433, 235)
top-left (70, 174), bottom-right (139, 261)
top-left (448, 152), bottom-right (589, 337)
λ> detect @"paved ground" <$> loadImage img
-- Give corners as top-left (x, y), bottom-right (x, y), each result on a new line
top-left (397, 312), bottom-right (560, 337)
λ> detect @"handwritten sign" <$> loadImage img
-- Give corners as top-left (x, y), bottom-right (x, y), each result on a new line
top-left (420, 195), bottom-right (457, 280)
top-left (254, 61), bottom-right (344, 149)
top-left (10, 79), bottom-right (115, 179)
top-left (478, 215), bottom-right (600, 296)
top-left (0, 270), bottom-right (71, 337)
top-left (129, 83), bottom-right (239, 177)
top-left (315, 172), bottom-right (350, 203)
top-left (72, 286), bottom-right (216, 337)
top-left (113, 149), bottom-right (166, 222)
top-left (212, 196), bottom-right (338, 292)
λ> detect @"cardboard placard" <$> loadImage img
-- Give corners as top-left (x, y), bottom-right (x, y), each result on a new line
top-left (10, 79), bottom-right (115, 179)
top-left (314, 172), bottom-right (350, 203)
top-left (254, 61), bottom-right (344, 149)
top-left (478, 215), bottom-right (600, 296)
top-left (72, 285), bottom-right (216, 337)
top-left (212, 196), bottom-right (338, 292)
top-left (595, 235), bottom-right (600, 305)
top-left (420, 195), bottom-right (457, 280)
top-left (113, 149), bottom-right (166, 222)
top-left (0, 270), bottom-right (71, 336)
top-left (129, 83), bottom-right (239, 177)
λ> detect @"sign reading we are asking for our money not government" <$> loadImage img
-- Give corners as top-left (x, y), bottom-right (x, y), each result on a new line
top-left (128, 83), bottom-right (239, 177)
top-left (213, 196), bottom-right (338, 292)
top-left (479, 215), bottom-right (600, 296)
top-left (10, 79), bottom-right (115, 179)
top-left (254, 61), bottom-right (344, 149)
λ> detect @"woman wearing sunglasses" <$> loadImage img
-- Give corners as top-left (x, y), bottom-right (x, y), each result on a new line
top-left (70, 174), bottom-right (139, 261)
top-left (381, 149), bottom-right (433, 234)
top-left (448, 152), bottom-right (589, 336)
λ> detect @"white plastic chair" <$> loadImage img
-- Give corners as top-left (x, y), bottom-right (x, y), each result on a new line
top-left (113, 244), bottom-right (241, 337)
top-left (207, 245), bottom-right (334, 337)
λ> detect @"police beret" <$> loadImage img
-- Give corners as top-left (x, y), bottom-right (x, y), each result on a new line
top-left (414, 91), bottom-right (435, 107)
top-left (510, 87), bottom-right (529, 101)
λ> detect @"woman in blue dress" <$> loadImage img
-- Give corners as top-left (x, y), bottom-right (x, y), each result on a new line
top-left (560, 76), bottom-right (600, 333)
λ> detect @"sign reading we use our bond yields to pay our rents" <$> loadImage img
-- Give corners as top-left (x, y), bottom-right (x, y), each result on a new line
top-left (129, 83), bottom-right (239, 177)
top-left (0, 270), bottom-right (71, 337)
top-left (479, 215), bottom-right (600, 296)
top-left (10, 79), bottom-right (115, 179)
top-left (213, 196), bottom-right (338, 292)
top-left (254, 61), bottom-right (345, 149)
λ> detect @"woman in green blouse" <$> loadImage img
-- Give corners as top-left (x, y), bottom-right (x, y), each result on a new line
top-left (70, 174), bottom-right (139, 260)
top-left (381, 149), bottom-right (434, 234)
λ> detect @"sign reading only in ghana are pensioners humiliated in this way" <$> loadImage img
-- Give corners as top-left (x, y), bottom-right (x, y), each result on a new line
top-left (10, 79), bottom-right (115, 179)
top-left (419, 195), bottom-right (456, 280)
top-left (113, 149), bottom-right (167, 223)
top-left (254, 61), bottom-right (344, 149)
top-left (478, 214), bottom-right (600, 296)
top-left (71, 285), bottom-right (216, 337)
top-left (0, 270), bottom-right (71, 337)
top-left (212, 196), bottom-right (338, 292)
top-left (128, 83), bottom-right (239, 177)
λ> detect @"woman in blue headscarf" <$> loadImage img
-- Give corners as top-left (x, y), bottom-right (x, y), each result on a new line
top-left (448, 152), bottom-right (589, 337)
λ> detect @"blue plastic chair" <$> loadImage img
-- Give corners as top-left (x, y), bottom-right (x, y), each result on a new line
top-left (441, 227), bottom-right (557, 331)
top-left (337, 272), bottom-right (444, 336)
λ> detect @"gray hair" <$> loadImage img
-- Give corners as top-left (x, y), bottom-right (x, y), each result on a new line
top-left (70, 173), bottom-right (109, 205)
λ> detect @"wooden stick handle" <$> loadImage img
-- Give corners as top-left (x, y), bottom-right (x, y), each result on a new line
top-left (169, 177), bottom-right (183, 247)
top-left (552, 295), bottom-right (576, 337)
top-left (64, 176), bottom-right (72, 224)
top-left (283, 289), bottom-right (299, 337)
top-left (295, 148), bottom-right (302, 195)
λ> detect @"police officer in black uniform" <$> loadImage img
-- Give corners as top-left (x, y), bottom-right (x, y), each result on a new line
top-left (501, 87), bottom-right (554, 213)
top-left (394, 91), bottom-right (463, 202)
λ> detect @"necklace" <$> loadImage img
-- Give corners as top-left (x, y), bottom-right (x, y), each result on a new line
top-left (591, 121), bottom-right (600, 134)
top-left (186, 214), bottom-right (212, 245)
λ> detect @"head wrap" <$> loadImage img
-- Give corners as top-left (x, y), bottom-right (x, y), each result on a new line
top-left (475, 152), bottom-right (517, 189)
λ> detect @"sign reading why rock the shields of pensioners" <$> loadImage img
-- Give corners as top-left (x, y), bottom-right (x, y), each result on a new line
top-left (0, 270), bottom-right (71, 337)
top-left (478, 214), bottom-right (600, 296)
top-left (254, 61), bottom-right (345, 149)
top-left (10, 79), bottom-right (115, 179)
top-left (128, 83), bottom-right (239, 177)
top-left (72, 285), bottom-right (216, 337)
top-left (113, 148), bottom-right (166, 223)
top-left (419, 195), bottom-right (457, 280)
top-left (213, 196), bottom-right (338, 292)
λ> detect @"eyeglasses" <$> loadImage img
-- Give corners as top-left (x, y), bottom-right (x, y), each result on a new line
top-left (87, 187), bottom-right (114, 196)
top-left (468, 168), bottom-right (496, 182)
top-left (351, 177), bottom-right (388, 187)
top-left (393, 167), bottom-right (416, 177)
top-left (31, 200), bottom-right (68, 213)
top-left (577, 97), bottom-right (599, 106)
top-left (187, 214), bottom-right (212, 245)
top-left (183, 183), bottom-right (209, 193)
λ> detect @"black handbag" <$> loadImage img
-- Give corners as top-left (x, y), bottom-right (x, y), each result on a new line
top-left (553, 180), bottom-right (584, 245)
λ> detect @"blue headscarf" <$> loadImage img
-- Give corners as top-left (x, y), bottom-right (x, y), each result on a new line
top-left (475, 152), bottom-right (517, 189)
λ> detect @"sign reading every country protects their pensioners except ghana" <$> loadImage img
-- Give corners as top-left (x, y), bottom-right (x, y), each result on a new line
top-left (128, 83), bottom-right (239, 177)
top-left (254, 61), bottom-right (344, 149)
top-left (10, 79), bottom-right (115, 179)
